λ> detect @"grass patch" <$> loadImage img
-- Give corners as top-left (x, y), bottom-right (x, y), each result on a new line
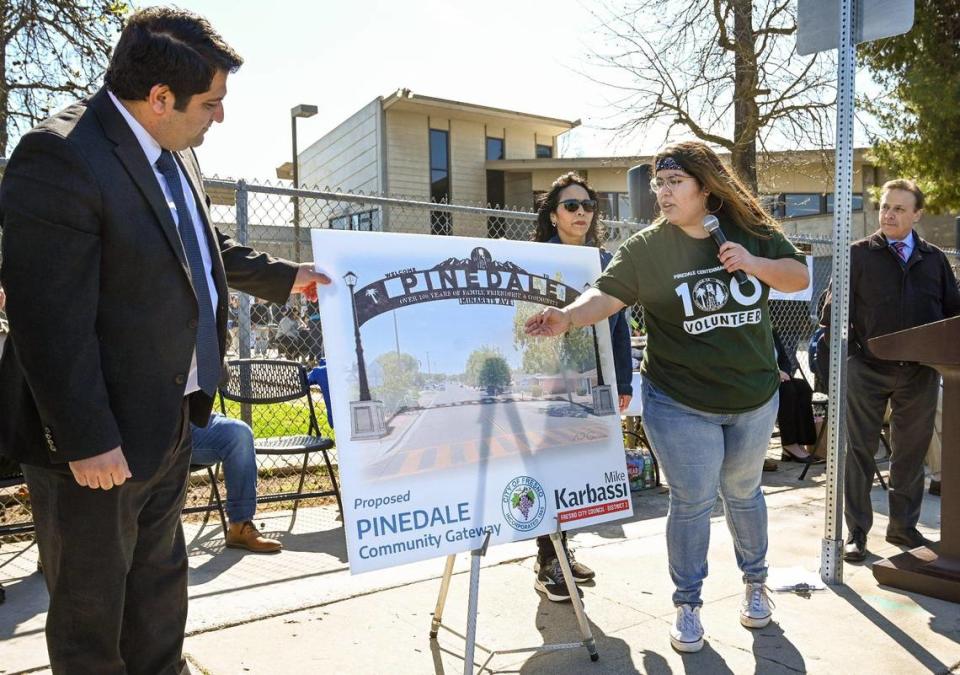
top-left (219, 398), bottom-right (334, 440)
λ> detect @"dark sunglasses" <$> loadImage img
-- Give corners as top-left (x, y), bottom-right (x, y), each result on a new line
top-left (558, 199), bottom-right (597, 213)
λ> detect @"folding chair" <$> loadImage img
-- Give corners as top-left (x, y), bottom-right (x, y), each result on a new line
top-left (219, 359), bottom-right (342, 520)
top-left (181, 463), bottom-right (228, 536)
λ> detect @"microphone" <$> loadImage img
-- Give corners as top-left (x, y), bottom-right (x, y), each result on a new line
top-left (703, 215), bottom-right (747, 285)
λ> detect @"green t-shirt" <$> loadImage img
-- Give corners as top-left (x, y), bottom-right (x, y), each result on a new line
top-left (596, 219), bottom-right (805, 414)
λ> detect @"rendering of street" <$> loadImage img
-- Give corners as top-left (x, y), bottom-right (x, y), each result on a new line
top-left (363, 382), bottom-right (611, 480)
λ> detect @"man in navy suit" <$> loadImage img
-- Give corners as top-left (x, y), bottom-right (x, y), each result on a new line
top-left (0, 7), bottom-right (328, 673)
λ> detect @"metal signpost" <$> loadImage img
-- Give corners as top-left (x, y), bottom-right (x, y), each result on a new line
top-left (798, 0), bottom-right (915, 54)
top-left (797, 0), bottom-right (914, 584)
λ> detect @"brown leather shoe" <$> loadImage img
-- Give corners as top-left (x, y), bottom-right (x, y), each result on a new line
top-left (225, 521), bottom-right (282, 553)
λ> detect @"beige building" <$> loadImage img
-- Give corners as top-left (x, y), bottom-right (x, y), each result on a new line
top-left (281, 89), bottom-right (957, 247)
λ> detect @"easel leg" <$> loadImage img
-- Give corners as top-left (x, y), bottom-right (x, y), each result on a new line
top-left (550, 531), bottom-right (599, 662)
top-left (463, 534), bottom-right (490, 675)
top-left (431, 554), bottom-right (457, 639)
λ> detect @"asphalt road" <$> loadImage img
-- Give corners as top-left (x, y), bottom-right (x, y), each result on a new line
top-left (364, 383), bottom-right (615, 479)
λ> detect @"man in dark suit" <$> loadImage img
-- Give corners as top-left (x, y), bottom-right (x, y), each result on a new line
top-left (0, 7), bottom-right (329, 673)
top-left (823, 179), bottom-right (960, 562)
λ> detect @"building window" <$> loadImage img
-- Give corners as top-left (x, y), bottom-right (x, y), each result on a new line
top-left (784, 194), bottom-right (821, 218)
top-left (330, 209), bottom-right (380, 231)
top-left (429, 129), bottom-right (451, 235)
top-left (595, 192), bottom-right (632, 220)
top-left (760, 194), bottom-right (780, 216)
top-left (617, 194), bottom-right (632, 221)
top-left (765, 192), bottom-right (865, 218)
top-left (486, 137), bottom-right (505, 161)
top-left (826, 193), bottom-right (864, 213)
top-left (597, 192), bottom-right (618, 220)
top-left (536, 144), bottom-right (553, 159)
top-left (485, 137), bottom-right (506, 237)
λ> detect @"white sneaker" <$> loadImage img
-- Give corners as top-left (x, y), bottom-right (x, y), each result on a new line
top-left (740, 582), bottom-right (774, 628)
top-left (670, 604), bottom-right (704, 653)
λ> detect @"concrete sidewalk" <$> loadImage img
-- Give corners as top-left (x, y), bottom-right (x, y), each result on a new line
top-left (2, 457), bottom-right (958, 674)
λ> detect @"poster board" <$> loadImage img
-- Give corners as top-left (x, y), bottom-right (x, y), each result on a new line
top-left (312, 230), bottom-right (633, 573)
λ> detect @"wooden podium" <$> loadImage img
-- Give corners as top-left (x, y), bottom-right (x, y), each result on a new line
top-left (869, 315), bottom-right (960, 602)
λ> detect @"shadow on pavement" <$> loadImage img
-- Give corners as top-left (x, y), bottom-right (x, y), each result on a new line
top-left (880, 586), bottom-right (960, 649)
top-left (0, 570), bottom-right (46, 641)
top-left (515, 594), bottom-right (641, 674)
top-left (185, 518), bottom-right (348, 587)
top-left (834, 583), bottom-right (950, 673)
top-left (750, 620), bottom-right (806, 672)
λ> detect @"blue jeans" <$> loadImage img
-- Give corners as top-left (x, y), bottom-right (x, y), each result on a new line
top-left (641, 379), bottom-right (778, 607)
top-left (191, 414), bottom-right (258, 524)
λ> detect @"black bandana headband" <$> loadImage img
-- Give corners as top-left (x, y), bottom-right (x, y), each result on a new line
top-left (655, 156), bottom-right (686, 172)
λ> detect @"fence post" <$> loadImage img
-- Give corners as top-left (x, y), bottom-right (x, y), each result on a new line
top-left (235, 179), bottom-right (253, 427)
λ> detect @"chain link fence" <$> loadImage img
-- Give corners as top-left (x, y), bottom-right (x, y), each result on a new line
top-left (2, 177), bottom-right (957, 537)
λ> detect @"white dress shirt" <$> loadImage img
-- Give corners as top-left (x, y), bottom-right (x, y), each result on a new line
top-left (108, 90), bottom-right (219, 396)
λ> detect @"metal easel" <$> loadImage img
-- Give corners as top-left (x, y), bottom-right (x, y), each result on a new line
top-left (429, 525), bottom-right (599, 674)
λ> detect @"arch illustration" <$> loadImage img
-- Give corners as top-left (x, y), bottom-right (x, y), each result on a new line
top-left (351, 247), bottom-right (583, 327)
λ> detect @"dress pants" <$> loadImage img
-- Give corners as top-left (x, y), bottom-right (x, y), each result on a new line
top-left (23, 400), bottom-right (193, 675)
top-left (845, 356), bottom-right (939, 536)
top-left (777, 377), bottom-right (817, 446)
top-left (925, 382), bottom-right (943, 480)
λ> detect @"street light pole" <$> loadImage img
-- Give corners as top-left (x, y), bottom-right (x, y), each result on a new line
top-left (393, 311), bottom-right (400, 356)
top-left (290, 103), bottom-right (318, 263)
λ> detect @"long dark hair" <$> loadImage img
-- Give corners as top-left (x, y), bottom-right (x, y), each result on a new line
top-left (532, 172), bottom-right (605, 245)
top-left (652, 141), bottom-right (780, 238)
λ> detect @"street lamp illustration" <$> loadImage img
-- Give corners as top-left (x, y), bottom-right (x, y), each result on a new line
top-left (345, 271), bottom-right (371, 400)
top-left (344, 270), bottom-right (387, 439)
top-left (584, 283), bottom-right (615, 416)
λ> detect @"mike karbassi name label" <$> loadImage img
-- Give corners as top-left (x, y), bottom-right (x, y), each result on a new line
top-left (553, 470), bottom-right (631, 524)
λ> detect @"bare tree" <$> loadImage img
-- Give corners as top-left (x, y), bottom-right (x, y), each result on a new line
top-left (586, 0), bottom-right (835, 191)
top-left (0, 1), bottom-right (127, 157)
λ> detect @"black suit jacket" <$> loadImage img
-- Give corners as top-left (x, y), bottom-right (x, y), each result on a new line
top-left (821, 230), bottom-right (960, 363)
top-left (0, 88), bottom-right (299, 479)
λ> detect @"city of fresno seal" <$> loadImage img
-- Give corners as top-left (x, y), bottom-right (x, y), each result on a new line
top-left (502, 476), bottom-right (547, 532)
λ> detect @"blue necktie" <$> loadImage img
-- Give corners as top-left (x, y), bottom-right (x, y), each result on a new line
top-left (155, 150), bottom-right (221, 396)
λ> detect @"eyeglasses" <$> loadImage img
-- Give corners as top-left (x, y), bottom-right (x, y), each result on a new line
top-left (650, 176), bottom-right (693, 192)
top-left (558, 199), bottom-right (597, 213)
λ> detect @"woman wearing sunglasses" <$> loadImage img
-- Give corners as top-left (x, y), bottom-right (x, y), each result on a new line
top-left (529, 172), bottom-right (634, 603)
top-left (525, 142), bottom-right (808, 652)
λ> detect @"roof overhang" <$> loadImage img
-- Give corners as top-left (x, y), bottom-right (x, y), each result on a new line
top-left (381, 88), bottom-right (579, 137)
top-left (486, 148), bottom-right (874, 172)
top-left (486, 156), bottom-right (648, 171)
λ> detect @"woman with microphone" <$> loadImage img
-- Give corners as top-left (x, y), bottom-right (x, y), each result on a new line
top-left (524, 140), bottom-right (808, 653)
